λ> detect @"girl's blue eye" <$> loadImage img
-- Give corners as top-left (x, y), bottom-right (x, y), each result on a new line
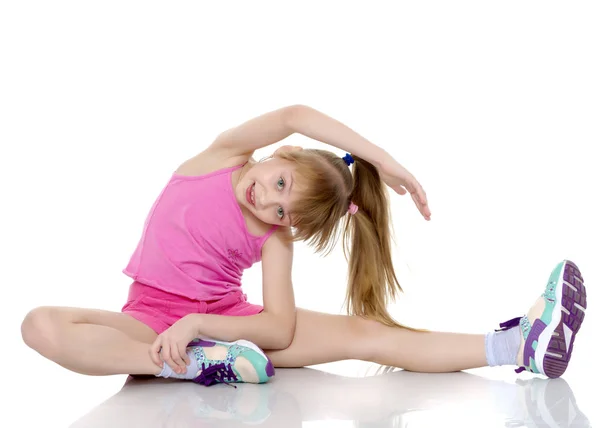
top-left (277, 177), bottom-right (285, 219)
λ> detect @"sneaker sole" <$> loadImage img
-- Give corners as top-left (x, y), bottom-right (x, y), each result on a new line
top-left (536, 260), bottom-right (587, 378)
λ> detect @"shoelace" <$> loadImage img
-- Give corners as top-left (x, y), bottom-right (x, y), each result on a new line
top-left (496, 316), bottom-right (521, 331)
top-left (193, 362), bottom-right (238, 388)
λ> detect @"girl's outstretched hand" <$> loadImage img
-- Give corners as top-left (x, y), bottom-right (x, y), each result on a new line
top-left (149, 314), bottom-right (199, 374)
top-left (377, 154), bottom-right (431, 221)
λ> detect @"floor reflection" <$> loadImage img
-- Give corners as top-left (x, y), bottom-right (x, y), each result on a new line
top-left (69, 365), bottom-right (591, 427)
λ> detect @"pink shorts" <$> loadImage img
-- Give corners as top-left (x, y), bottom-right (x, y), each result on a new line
top-left (121, 281), bottom-right (263, 334)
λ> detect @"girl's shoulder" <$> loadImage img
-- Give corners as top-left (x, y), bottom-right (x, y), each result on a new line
top-left (174, 145), bottom-right (253, 177)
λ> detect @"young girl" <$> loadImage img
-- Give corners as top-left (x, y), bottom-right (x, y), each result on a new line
top-left (21, 104), bottom-right (587, 387)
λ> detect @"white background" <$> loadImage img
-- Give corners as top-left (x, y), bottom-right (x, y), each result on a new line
top-left (2, 1), bottom-right (598, 427)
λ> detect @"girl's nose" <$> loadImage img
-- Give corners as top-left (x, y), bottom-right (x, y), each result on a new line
top-left (260, 188), bottom-right (280, 208)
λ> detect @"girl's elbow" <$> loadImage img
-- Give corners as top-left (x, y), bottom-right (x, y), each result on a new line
top-left (261, 311), bottom-right (296, 350)
top-left (273, 319), bottom-right (296, 350)
top-left (279, 328), bottom-right (295, 350)
top-left (266, 328), bottom-right (292, 350)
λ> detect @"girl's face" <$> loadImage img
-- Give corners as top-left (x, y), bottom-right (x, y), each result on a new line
top-left (235, 155), bottom-right (300, 227)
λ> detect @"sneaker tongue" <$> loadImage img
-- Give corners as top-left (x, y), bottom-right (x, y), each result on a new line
top-left (527, 296), bottom-right (546, 321)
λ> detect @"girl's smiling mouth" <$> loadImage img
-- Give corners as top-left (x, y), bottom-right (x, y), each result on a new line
top-left (246, 183), bottom-right (255, 206)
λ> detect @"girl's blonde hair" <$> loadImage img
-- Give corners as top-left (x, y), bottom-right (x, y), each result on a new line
top-left (277, 149), bottom-right (417, 330)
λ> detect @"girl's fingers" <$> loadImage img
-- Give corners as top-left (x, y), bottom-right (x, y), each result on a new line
top-left (179, 343), bottom-right (190, 366)
top-left (171, 343), bottom-right (187, 372)
top-left (150, 338), bottom-right (163, 367)
top-left (161, 343), bottom-right (177, 372)
top-left (411, 193), bottom-right (431, 219)
top-left (412, 181), bottom-right (429, 212)
top-left (411, 179), bottom-right (427, 204)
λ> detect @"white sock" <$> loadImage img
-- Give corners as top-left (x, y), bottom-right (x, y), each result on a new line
top-left (157, 348), bottom-right (200, 380)
top-left (485, 326), bottom-right (521, 366)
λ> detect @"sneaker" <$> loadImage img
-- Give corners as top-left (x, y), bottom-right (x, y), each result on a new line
top-left (498, 260), bottom-right (587, 378)
top-left (187, 338), bottom-right (275, 387)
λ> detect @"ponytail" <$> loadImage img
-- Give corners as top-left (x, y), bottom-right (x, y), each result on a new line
top-left (342, 155), bottom-right (417, 330)
top-left (278, 148), bottom-right (422, 330)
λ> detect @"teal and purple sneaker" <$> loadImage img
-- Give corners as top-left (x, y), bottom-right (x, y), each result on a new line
top-left (497, 260), bottom-right (587, 378)
top-left (187, 339), bottom-right (275, 387)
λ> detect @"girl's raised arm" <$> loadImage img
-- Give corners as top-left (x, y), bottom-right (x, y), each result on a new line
top-left (210, 104), bottom-right (389, 170)
top-left (209, 105), bottom-right (298, 157)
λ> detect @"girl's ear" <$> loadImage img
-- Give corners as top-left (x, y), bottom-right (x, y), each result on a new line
top-left (274, 145), bottom-right (303, 156)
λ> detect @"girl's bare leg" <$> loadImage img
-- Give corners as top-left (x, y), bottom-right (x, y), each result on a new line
top-left (22, 304), bottom-right (485, 376)
top-left (266, 309), bottom-right (487, 372)
top-left (21, 306), bottom-right (161, 376)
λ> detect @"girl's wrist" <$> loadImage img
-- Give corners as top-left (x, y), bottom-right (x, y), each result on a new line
top-left (374, 148), bottom-right (394, 170)
top-left (189, 313), bottom-right (205, 337)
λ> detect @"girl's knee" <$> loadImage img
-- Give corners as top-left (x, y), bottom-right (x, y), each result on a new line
top-left (21, 306), bottom-right (62, 356)
top-left (347, 316), bottom-right (384, 360)
top-left (350, 315), bottom-right (380, 335)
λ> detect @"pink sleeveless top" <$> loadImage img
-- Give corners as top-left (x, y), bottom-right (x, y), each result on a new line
top-left (122, 163), bottom-right (278, 301)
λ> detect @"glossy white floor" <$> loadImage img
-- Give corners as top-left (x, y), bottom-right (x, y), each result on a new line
top-left (17, 348), bottom-right (593, 428)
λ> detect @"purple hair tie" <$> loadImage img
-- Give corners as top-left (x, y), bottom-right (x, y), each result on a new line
top-left (348, 202), bottom-right (359, 215)
top-left (342, 153), bottom-right (354, 166)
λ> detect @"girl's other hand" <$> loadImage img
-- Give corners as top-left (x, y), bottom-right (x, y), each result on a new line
top-left (378, 154), bottom-right (431, 221)
top-left (149, 314), bottom-right (199, 374)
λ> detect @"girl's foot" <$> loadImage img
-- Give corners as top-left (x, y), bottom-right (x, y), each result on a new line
top-left (499, 260), bottom-right (587, 378)
top-left (189, 339), bottom-right (275, 387)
